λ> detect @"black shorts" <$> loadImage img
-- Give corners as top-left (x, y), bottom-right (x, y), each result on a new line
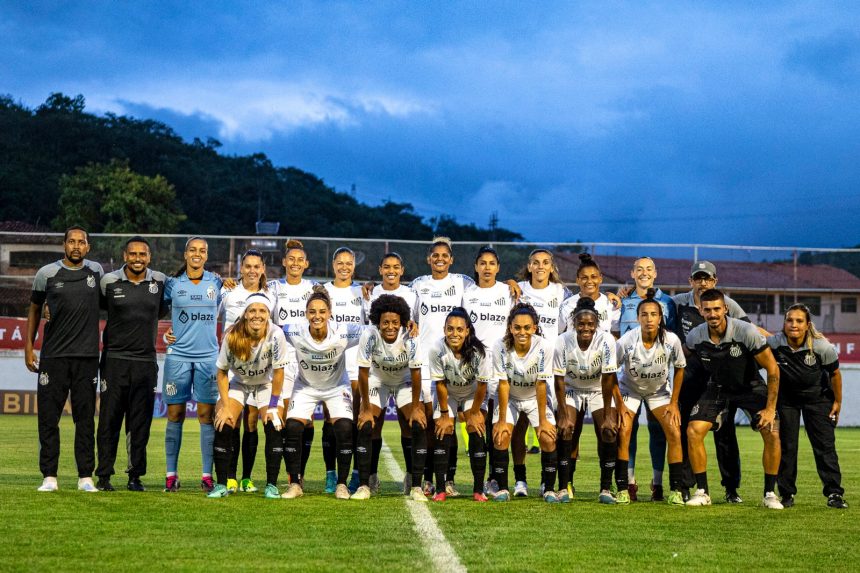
top-left (689, 383), bottom-right (779, 431)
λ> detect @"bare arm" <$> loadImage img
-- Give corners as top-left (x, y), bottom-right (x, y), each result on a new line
top-left (829, 369), bottom-right (842, 423)
top-left (24, 302), bottom-right (43, 373)
top-left (754, 347), bottom-right (780, 430)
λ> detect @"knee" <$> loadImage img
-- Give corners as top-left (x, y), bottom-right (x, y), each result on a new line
top-left (285, 418), bottom-right (305, 436)
top-left (538, 435), bottom-right (555, 452)
top-left (687, 424), bottom-right (705, 443)
top-left (333, 418), bottom-right (352, 442)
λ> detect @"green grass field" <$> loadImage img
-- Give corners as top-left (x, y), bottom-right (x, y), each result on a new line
top-left (0, 416), bottom-right (857, 572)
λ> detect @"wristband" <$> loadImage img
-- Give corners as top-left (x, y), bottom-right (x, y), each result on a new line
top-left (268, 394), bottom-right (281, 409)
top-left (439, 409), bottom-right (449, 414)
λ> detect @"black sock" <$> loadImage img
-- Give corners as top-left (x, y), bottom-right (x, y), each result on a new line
top-left (371, 437), bottom-right (382, 475)
top-left (695, 472), bottom-right (709, 494)
top-left (541, 450), bottom-right (558, 492)
top-left (764, 473), bottom-right (777, 495)
top-left (284, 419), bottom-right (305, 483)
top-left (241, 429), bottom-right (258, 480)
top-left (493, 447), bottom-right (509, 492)
top-left (322, 422), bottom-right (336, 472)
top-left (599, 440), bottom-right (616, 491)
top-left (411, 422), bottom-right (427, 487)
top-left (263, 422), bottom-right (282, 486)
top-left (570, 457), bottom-right (577, 475)
top-left (557, 438), bottom-right (573, 490)
top-left (615, 459), bottom-right (629, 491)
top-left (213, 425), bottom-right (234, 485)
top-left (356, 422), bottom-right (373, 487)
top-left (448, 431), bottom-right (458, 483)
top-left (401, 435), bottom-right (413, 474)
top-left (434, 433), bottom-right (450, 492)
top-left (228, 425), bottom-right (241, 480)
top-left (333, 419), bottom-right (354, 485)
top-left (514, 463), bottom-right (527, 483)
top-left (301, 424), bottom-right (314, 476)
top-left (669, 462), bottom-right (683, 492)
top-left (424, 422), bottom-right (435, 483)
top-left (468, 432), bottom-right (487, 494)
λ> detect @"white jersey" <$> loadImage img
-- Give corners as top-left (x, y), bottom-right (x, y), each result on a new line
top-left (429, 338), bottom-right (493, 401)
top-left (283, 321), bottom-right (363, 390)
top-left (559, 292), bottom-right (619, 334)
top-left (216, 324), bottom-right (288, 386)
top-left (219, 283), bottom-right (276, 329)
top-left (410, 273), bottom-right (474, 367)
top-left (616, 328), bottom-right (686, 395)
top-left (463, 282), bottom-right (512, 349)
top-left (365, 284), bottom-right (417, 322)
top-left (554, 329), bottom-right (618, 391)
top-left (269, 278), bottom-right (316, 327)
top-left (493, 335), bottom-right (553, 401)
top-left (517, 281), bottom-right (571, 347)
top-left (324, 282), bottom-right (365, 325)
top-left (357, 326), bottom-right (422, 387)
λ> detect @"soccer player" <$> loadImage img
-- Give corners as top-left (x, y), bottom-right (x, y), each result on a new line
top-left (354, 294), bottom-right (424, 500)
top-left (95, 236), bottom-right (167, 492)
top-left (604, 289), bottom-right (687, 505)
top-left (768, 304), bottom-right (847, 509)
top-left (430, 308), bottom-right (493, 502)
top-left (162, 237), bottom-right (223, 493)
top-left (491, 303), bottom-right (558, 503)
top-left (209, 295), bottom-right (288, 499)
top-left (554, 297), bottom-right (619, 503)
top-left (673, 260), bottom-right (749, 502)
top-left (280, 285), bottom-right (363, 500)
top-left (218, 249), bottom-right (275, 493)
top-left (26, 226), bottom-right (103, 492)
top-left (685, 289), bottom-right (783, 509)
top-left (558, 253), bottom-right (620, 334)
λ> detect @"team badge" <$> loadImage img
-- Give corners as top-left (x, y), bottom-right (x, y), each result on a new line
top-left (100, 378), bottom-right (107, 393)
top-left (690, 404), bottom-right (699, 416)
top-left (87, 275), bottom-right (96, 288)
top-left (93, 376), bottom-right (99, 386)
top-left (165, 382), bottom-right (177, 396)
top-left (39, 372), bottom-right (49, 386)
top-left (149, 282), bottom-right (159, 294)
top-left (729, 344), bottom-right (742, 358)
top-left (804, 353), bottom-right (816, 366)
top-left (206, 286), bottom-right (217, 300)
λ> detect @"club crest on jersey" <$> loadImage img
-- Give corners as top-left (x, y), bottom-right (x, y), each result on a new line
top-left (39, 372), bottom-right (49, 386)
top-left (87, 275), bottom-right (96, 288)
top-left (729, 344), bottom-right (742, 358)
top-left (444, 285), bottom-right (456, 297)
top-left (206, 286), bottom-right (217, 300)
top-left (495, 297), bottom-right (507, 306)
top-left (804, 352), bottom-right (816, 366)
top-left (149, 282), bottom-right (159, 294)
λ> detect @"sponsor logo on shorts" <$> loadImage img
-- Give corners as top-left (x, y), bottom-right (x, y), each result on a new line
top-left (39, 372), bottom-right (49, 386)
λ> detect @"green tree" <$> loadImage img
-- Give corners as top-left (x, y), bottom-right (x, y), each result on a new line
top-left (53, 159), bottom-right (186, 233)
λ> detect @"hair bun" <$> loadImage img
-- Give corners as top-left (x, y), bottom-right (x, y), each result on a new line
top-left (285, 239), bottom-right (304, 250)
top-left (574, 297), bottom-right (596, 312)
top-left (578, 252), bottom-right (593, 263)
top-left (645, 287), bottom-right (657, 300)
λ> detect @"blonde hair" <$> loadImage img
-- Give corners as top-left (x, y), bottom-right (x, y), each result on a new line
top-left (226, 312), bottom-right (269, 363)
top-left (427, 236), bottom-right (453, 256)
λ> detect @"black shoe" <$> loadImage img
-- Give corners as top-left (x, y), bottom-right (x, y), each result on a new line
top-left (127, 478), bottom-right (146, 492)
top-left (724, 490), bottom-right (743, 504)
top-left (96, 477), bottom-right (115, 492)
top-left (827, 494), bottom-right (848, 509)
top-left (681, 488), bottom-right (690, 502)
top-left (781, 495), bottom-right (795, 508)
top-left (527, 446), bottom-right (540, 455)
top-left (650, 483), bottom-right (664, 502)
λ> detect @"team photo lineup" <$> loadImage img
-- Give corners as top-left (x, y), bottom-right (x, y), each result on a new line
top-left (27, 226), bottom-right (848, 511)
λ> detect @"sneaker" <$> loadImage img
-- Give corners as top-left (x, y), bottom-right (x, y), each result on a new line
top-left (485, 479), bottom-right (499, 496)
top-left (616, 490), bottom-right (631, 505)
top-left (762, 491), bottom-right (784, 510)
top-left (78, 477), bottom-right (99, 493)
top-left (628, 482), bottom-right (638, 502)
top-left (281, 483), bottom-right (303, 499)
top-left (369, 473), bottom-right (380, 494)
top-left (432, 492), bottom-right (447, 502)
top-left (568, 483), bottom-right (575, 498)
top-left (164, 475), bottom-right (180, 492)
top-left (335, 483), bottom-right (351, 500)
top-left (445, 480), bottom-right (460, 497)
top-left (96, 477), bottom-right (115, 492)
top-left (666, 490), bottom-right (685, 506)
top-left (725, 490), bottom-right (743, 504)
top-left (127, 478), bottom-right (145, 492)
top-left (200, 476), bottom-right (215, 493)
top-left (493, 489), bottom-right (511, 502)
top-left (686, 489), bottom-right (712, 506)
top-left (226, 478), bottom-right (239, 494)
top-left (543, 490), bottom-right (561, 503)
top-left (239, 478), bottom-right (258, 493)
top-left (827, 493), bottom-right (848, 509)
top-left (348, 470), bottom-right (360, 494)
top-left (598, 490), bottom-right (616, 504)
top-left (37, 477), bottom-right (58, 492)
top-left (557, 489), bottom-right (571, 503)
top-left (410, 487), bottom-right (429, 502)
top-left (513, 480), bottom-right (529, 497)
top-left (781, 494), bottom-right (795, 508)
top-left (264, 484), bottom-right (280, 499)
top-left (207, 484), bottom-right (229, 498)
top-left (402, 473), bottom-right (412, 495)
top-left (352, 485), bottom-right (372, 500)
top-left (325, 470), bottom-right (337, 493)
top-left (651, 483), bottom-right (664, 502)
top-left (473, 492), bottom-right (489, 502)
top-left (422, 480), bottom-right (436, 496)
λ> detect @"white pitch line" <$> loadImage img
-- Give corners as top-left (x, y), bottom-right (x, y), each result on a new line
top-left (381, 440), bottom-right (467, 573)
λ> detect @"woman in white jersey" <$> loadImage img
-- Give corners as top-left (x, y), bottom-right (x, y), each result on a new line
top-left (209, 296), bottom-right (287, 499)
top-left (280, 285), bottom-right (363, 500)
top-left (554, 297), bottom-right (618, 503)
top-left (605, 289), bottom-right (686, 505)
top-left (218, 249), bottom-right (275, 494)
top-left (558, 253), bottom-right (620, 334)
top-left (491, 303), bottom-right (559, 503)
top-left (430, 307), bottom-right (493, 502)
top-left (354, 294), bottom-right (424, 500)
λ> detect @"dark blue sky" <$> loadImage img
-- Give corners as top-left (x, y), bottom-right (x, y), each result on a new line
top-left (3, 2), bottom-right (859, 246)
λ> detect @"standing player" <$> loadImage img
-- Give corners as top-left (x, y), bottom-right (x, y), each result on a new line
top-left (26, 226), bottom-right (103, 492)
top-left (685, 289), bottom-right (783, 509)
top-left (95, 236), bottom-right (167, 492)
top-left (162, 237), bottom-right (223, 493)
top-left (768, 304), bottom-right (847, 509)
top-left (558, 253), bottom-right (620, 334)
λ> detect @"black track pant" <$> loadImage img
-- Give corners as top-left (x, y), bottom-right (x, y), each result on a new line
top-left (96, 357), bottom-right (157, 480)
top-left (37, 357), bottom-right (99, 478)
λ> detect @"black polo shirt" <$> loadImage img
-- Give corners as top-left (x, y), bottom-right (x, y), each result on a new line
top-left (686, 317), bottom-right (768, 393)
top-left (100, 267), bottom-right (168, 362)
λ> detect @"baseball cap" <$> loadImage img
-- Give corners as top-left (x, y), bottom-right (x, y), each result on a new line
top-left (690, 260), bottom-right (716, 278)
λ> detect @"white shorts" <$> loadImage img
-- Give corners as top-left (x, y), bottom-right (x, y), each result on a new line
top-left (287, 382), bottom-right (353, 421)
top-left (420, 364), bottom-right (433, 403)
top-left (433, 393), bottom-right (487, 420)
top-left (369, 378), bottom-right (413, 410)
top-left (619, 383), bottom-right (671, 413)
top-left (493, 397), bottom-right (556, 428)
top-left (346, 347), bottom-right (358, 381)
top-left (227, 381), bottom-right (270, 409)
top-left (563, 387), bottom-right (605, 414)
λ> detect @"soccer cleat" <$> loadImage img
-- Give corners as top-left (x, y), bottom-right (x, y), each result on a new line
top-left (96, 477), bottom-right (115, 492)
top-left (781, 495), bottom-right (795, 508)
top-left (335, 483), bottom-right (351, 500)
top-left (348, 470), bottom-right (360, 494)
top-left (325, 470), bottom-right (337, 493)
top-left (127, 478), bottom-right (145, 492)
top-left (37, 477), bottom-right (58, 492)
top-left (402, 473), bottom-right (412, 495)
top-left (369, 473), bottom-right (380, 494)
top-left (422, 480), bottom-right (436, 496)
top-left (164, 475), bottom-right (181, 492)
top-left (557, 489), bottom-right (571, 503)
top-left (226, 478), bottom-right (239, 493)
top-left (827, 494), bottom-right (848, 509)
top-left (473, 492), bottom-right (489, 502)
top-left (432, 492), bottom-right (447, 502)
top-left (762, 491), bottom-right (784, 510)
top-left (264, 484), bottom-right (280, 499)
top-left (410, 487), bottom-right (429, 502)
top-left (651, 483), bottom-right (664, 502)
top-left (207, 484), bottom-right (229, 498)
top-left (493, 489), bottom-right (511, 502)
top-left (598, 490), bottom-right (616, 504)
top-left (485, 479), bottom-right (499, 496)
top-left (686, 489), bottom-right (712, 506)
top-left (351, 485), bottom-right (372, 500)
top-left (666, 490), bottom-right (685, 506)
top-left (628, 482), bottom-right (638, 502)
top-left (445, 481), bottom-right (460, 497)
top-left (513, 480), bottom-right (529, 497)
top-left (568, 483), bottom-right (575, 498)
top-left (239, 478), bottom-right (258, 493)
top-left (281, 483), bottom-right (303, 499)
top-left (527, 445), bottom-right (541, 455)
top-left (78, 477), bottom-right (99, 493)
top-left (200, 476), bottom-right (215, 493)
top-left (681, 488), bottom-right (690, 502)
top-left (615, 490), bottom-right (631, 505)
top-left (724, 490), bottom-right (743, 504)
top-left (543, 490), bottom-right (561, 503)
